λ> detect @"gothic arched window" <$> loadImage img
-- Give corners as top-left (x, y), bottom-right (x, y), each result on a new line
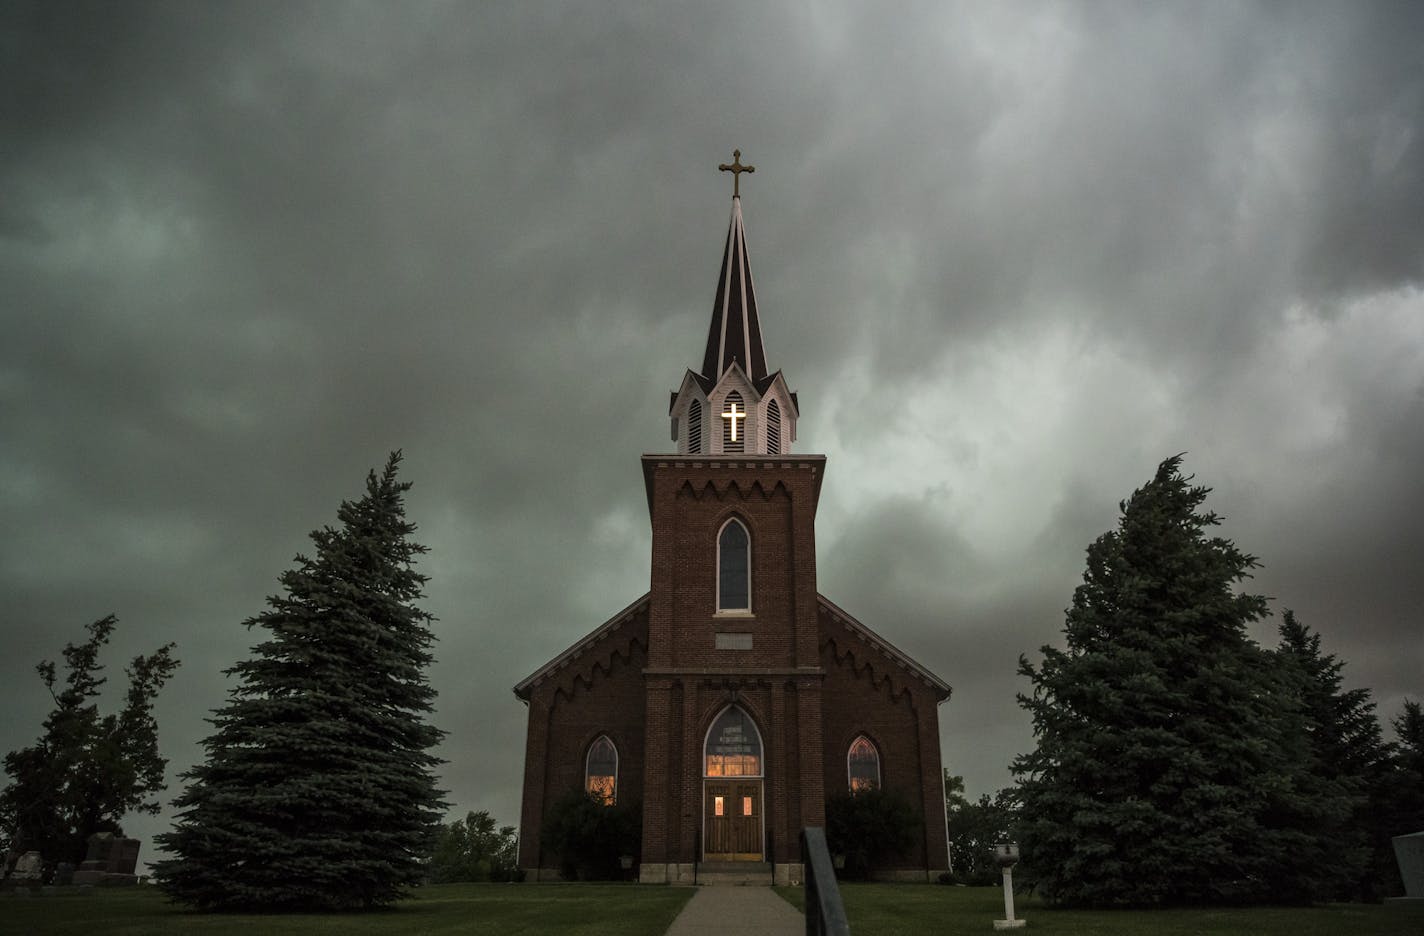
top-left (718, 519), bottom-right (750, 612)
top-left (765, 398), bottom-right (781, 455)
top-left (721, 391), bottom-right (745, 453)
top-left (848, 735), bottom-right (880, 792)
top-left (704, 705), bottom-right (764, 777)
top-left (687, 398), bottom-right (703, 454)
top-left (586, 735), bottom-right (618, 805)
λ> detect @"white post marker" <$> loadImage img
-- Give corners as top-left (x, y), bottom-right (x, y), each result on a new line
top-left (992, 842), bottom-right (1026, 930)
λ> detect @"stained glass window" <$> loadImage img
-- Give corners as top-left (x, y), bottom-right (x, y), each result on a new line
top-left (718, 520), bottom-right (750, 611)
top-left (848, 735), bottom-right (880, 792)
top-left (586, 735), bottom-right (618, 805)
top-left (704, 706), bottom-right (763, 777)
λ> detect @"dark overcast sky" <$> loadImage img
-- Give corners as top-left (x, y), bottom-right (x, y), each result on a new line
top-left (3, 1), bottom-right (1422, 867)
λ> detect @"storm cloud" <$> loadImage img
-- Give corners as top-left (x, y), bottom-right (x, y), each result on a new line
top-left (3, 1), bottom-right (1421, 865)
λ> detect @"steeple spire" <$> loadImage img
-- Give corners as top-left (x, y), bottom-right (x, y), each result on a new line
top-left (701, 182), bottom-right (768, 383)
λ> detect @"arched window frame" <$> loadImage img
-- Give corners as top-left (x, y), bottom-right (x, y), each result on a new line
top-left (847, 734), bottom-right (881, 793)
top-left (687, 398), bottom-right (704, 455)
top-left (720, 390), bottom-right (746, 453)
top-left (585, 735), bottom-right (618, 805)
top-left (702, 704), bottom-right (765, 778)
top-left (765, 398), bottom-right (781, 455)
top-left (716, 517), bottom-right (751, 613)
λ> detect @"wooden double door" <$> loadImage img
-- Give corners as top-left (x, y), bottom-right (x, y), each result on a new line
top-left (703, 780), bottom-right (763, 861)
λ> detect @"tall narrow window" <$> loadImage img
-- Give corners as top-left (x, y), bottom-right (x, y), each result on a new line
top-left (848, 735), bottom-right (880, 792)
top-left (765, 399), bottom-right (781, 455)
top-left (687, 399), bottom-right (703, 454)
top-left (586, 735), bottom-right (618, 805)
top-left (721, 391), bottom-right (745, 453)
top-left (718, 519), bottom-right (750, 612)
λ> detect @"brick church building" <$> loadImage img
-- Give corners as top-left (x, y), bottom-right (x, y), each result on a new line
top-left (515, 154), bottom-right (951, 884)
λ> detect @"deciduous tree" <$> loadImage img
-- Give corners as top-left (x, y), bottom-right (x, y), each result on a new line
top-left (0, 615), bottom-right (177, 880)
top-left (427, 810), bottom-right (520, 883)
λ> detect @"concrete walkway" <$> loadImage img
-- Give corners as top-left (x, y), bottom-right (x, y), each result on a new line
top-left (663, 886), bottom-right (804, 936)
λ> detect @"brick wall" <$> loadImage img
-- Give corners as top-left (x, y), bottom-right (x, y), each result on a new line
top-left (518, 453), bottom-right (949, 877)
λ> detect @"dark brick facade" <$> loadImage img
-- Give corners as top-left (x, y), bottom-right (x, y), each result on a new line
top-left (515, 454), bottom-right (952, 882)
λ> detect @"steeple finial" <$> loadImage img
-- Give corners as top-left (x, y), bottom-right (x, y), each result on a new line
top-left (719, 149), bottom-right (755, 199)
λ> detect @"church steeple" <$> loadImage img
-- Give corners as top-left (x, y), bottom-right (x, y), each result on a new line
top-left (701, 195), bottom-right (769, 384)
top-left (669, 151), bottom-right (799, 457)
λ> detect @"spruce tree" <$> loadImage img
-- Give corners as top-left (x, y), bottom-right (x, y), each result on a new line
top-left (155, 452), bottom-right (445, 911)
top-left (1273, 610), bottom-right (1385, 899)
top-left (1379, 699), bottom-right (1424, 896)
top-left (1013, 455), bottom-right (1329, 906)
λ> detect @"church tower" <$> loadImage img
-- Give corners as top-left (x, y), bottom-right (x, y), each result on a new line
top-left (515, 153), bottom-right (951, 885)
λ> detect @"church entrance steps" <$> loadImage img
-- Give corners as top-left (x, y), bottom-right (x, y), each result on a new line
top-left (695, 861), bottom-right (773, 886)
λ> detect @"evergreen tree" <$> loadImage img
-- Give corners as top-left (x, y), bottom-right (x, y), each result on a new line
top-left (1, 615), bottom-right (178, 880)
top-left (1013, 455), bottom-right (1340, 906)
top-left (1273, 610), bottom-right (1386, 899)
top-left (1378, 699), bottom-right (1424, 896)
top-left (155, 452), bottom-right (445, 911)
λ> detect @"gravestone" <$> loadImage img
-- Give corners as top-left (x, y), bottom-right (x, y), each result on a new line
top-left (3, 851), bottom-right (44, 889)
top-left (71, 833), bottom-right (141, 886)
top-left (1394, 831), bottom-right (1424, 901)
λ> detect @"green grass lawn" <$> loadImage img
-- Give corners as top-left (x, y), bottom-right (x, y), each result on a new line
top-left (7, 882), bottom-right (1421, 936)
top-left (776, 883), bottom-right (1424, 936)
top-left (0, 883), bottom-right (695, 936)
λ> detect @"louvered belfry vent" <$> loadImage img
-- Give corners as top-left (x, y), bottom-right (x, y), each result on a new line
top-left (765, 399), bottom-right (781, 455)
top-left (722, 391), bottom-right (745, 453)
top-left (687, 399), bottom-right (703, 454)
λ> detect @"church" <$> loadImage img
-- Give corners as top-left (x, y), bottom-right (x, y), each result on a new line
top-left (515, 152), bottom-right (952, 885)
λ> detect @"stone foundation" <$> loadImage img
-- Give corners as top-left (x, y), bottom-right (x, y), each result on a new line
top-left (638, 862), bottom-right (698, 884)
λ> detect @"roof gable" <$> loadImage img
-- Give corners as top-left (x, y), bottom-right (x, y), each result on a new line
top-left (818, 593), bottom-right (952, 701)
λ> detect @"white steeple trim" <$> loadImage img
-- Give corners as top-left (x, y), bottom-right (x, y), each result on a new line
top-left (712, 198), bottom-right (766, 378)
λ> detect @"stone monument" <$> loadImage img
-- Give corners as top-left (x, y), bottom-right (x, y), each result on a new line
top-left (2, 851), bottom-right (44, 890)
top-left (71, 833), bottom-right (141, 886)
top-left (1393, 831), bottom-right (1424, 902)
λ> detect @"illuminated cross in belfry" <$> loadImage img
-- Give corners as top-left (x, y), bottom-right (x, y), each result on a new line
top-left (719, 149), bottom-right (755, 198)
top-left (721, 400), bottom-right (746, 442)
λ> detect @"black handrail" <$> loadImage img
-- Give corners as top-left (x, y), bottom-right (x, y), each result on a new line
top-left (801, 827), bottom-right (850, 936)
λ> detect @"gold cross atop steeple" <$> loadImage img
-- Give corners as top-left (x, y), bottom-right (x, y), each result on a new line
top-left (719, 149), bottom-right (755, 198)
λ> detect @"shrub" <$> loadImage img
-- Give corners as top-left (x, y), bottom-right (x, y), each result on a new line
top-left (825, 787), bottom-right (921, 880)
top-left (538, 790), bottom-right (640, 881)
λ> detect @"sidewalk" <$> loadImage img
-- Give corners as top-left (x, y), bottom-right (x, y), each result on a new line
top-left (663, 885), bottom-right (804, 936)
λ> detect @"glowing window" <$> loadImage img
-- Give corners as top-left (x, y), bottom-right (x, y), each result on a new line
top-left (585, 735), bottom-right (618, 805)
top-left (704, 705), bottom-right (763, 778)
top-left (714, 796), bottom-right (725, 817)
top-left (718, 519), bottom-right (750, 612)
top-left (848, 735), bottom-right (880, 792)
top-left (742, 796), bottom-right (753, 817)
top-left (721, 391), bottom-right (745, 452)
